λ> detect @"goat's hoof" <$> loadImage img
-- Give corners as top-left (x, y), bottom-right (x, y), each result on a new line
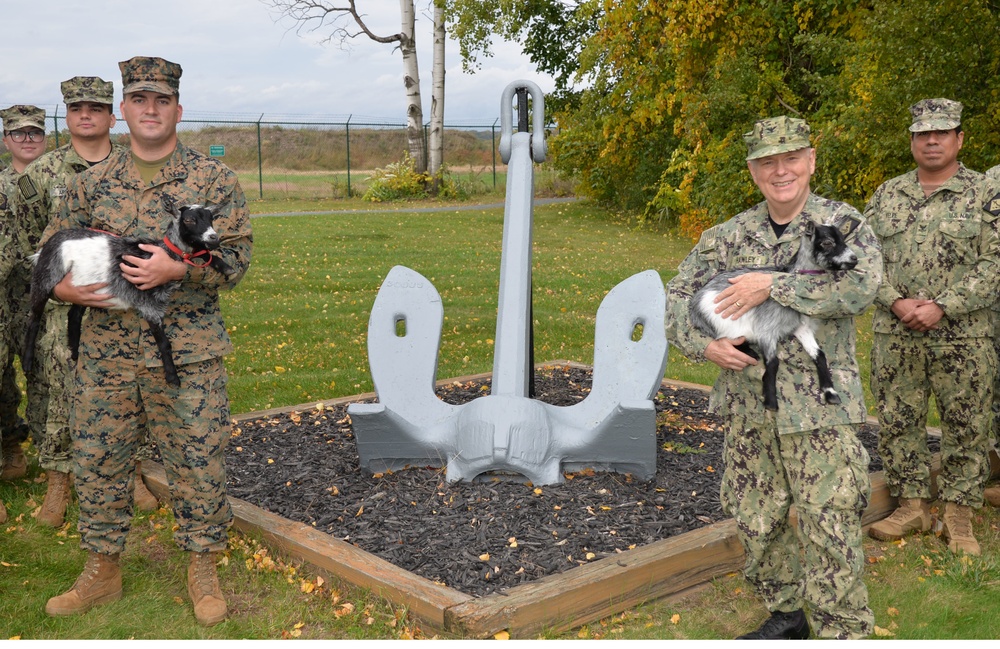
top-left (824, 392), bottom-right (842, 405)
top-left (764, 403), bottom-right (779, 412)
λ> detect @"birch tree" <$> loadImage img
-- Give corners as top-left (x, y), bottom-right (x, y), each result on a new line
top-left (428, 1), bottom-right (446, 180)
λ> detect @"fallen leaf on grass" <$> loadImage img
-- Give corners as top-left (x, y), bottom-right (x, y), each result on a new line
top-left (670, 614), bottom-right (681, 625)
top-left (874, 625), bottom-right (895, 637)
top-left (494, 631), bottom-right (510, 640)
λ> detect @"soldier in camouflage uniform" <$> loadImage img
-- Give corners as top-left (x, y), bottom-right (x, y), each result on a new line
top-left (0, 105), bottom-right (48, 506)
top-left (43, 57), bottom-right (252, 627)
top-left (19, 76), bottom-right (161, 527)
top-left (666, 116), bottom-right (879, 640)
top-left (865, 99), bottom-right (1000, 556)
top-left (986, 163), bottom-right (1000, 509)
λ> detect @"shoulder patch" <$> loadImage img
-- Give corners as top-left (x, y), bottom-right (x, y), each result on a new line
top-left (838, 215), bottom-right (861, 237)
top-left (987, 192), bottom-right (1000, 217)
top-left (17, 174), bottom-right (39, 202)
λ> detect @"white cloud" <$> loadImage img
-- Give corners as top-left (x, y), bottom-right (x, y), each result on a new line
top-left (1, 0), bottom-right (556, 125)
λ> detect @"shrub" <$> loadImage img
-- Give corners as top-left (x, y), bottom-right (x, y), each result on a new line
top-left (362, 152), bottom-right (430, 202)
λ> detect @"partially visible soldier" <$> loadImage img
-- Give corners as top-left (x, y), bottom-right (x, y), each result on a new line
top-left (983, 162), bottom-right (1000, 509)
top-left (866, 99), bottom-right (1000, 556)
top-left (43, 56), bottom-right (252, 627)
top-left (20, 76), bottom-right (160, 528)
top-left (0, 105), bottom-right (47, 517)
top-left (666, 116), bottom-right (879, 639)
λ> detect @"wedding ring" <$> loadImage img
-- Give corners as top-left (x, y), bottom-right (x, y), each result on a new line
top-left (735, 301), bottom-right (743, 308)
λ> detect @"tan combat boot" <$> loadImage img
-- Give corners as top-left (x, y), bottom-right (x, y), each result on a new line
top-left (45, 552), bottom-right (122, 616)
top-left (133, 461), bottom-right (160, 512)
top-left (0, 445), bottom-right (27, 480)
top-left (36, 470), bottom-right (72, 527)
top-left (941, 502), bottom-right (980, 556)
top-left (868, 498), bottom-right (931, 541)
top-left (188, 552), bottom-right (227, 626)
top-left (984, 485), bottom-right (1000, 508)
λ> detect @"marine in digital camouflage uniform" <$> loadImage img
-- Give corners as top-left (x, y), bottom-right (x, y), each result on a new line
top-left (43, 57), bottom-right (252, 627)
top-left (865, 99), bottom-right (1000, 555)
top-left (19, 76), bottom-right (161, 526)
top-left (0, 105), bottom-right (47, 491)
top-left (666, 116), bottom-right (879, 640)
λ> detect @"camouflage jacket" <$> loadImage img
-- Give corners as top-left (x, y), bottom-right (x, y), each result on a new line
top-left (46, 141), bottom-right (253, 368)
top-left (864, 164), bottom-right (1000, 339)
top-left (987, 165), bottom-right (1000, 180)
top-left (0, 166), bottom-right (20, 286)
top-left (19, 142), bottom-right (129, 265)
top-left (665, 193), bottom-right (882, 434)
top-left (0, 165), bottom-right (23, 331)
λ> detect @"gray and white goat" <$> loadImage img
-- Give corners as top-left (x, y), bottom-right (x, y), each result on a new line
top-left (22, 199), bottom-right (234, 387)
top-left (690, 218), bottom-right (860, 411)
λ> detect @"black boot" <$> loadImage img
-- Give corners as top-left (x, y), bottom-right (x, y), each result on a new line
top-left (736, 609), bottom-right (810, 639)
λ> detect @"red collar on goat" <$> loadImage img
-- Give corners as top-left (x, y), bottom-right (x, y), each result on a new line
top-left (162, 235), bottom-right (214, 268)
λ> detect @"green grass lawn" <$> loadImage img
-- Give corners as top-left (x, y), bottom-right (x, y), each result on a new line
top-left (0, 198), bottom-right (975, 638)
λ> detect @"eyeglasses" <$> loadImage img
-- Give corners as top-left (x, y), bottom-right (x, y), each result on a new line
top-left (6, 130), bottom-right (45, 143)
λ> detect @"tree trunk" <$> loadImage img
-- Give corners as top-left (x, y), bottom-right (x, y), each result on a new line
top-left (428, 2), bottom-right (446, 181)
top-left (400, 0), bottom-right (427, 173)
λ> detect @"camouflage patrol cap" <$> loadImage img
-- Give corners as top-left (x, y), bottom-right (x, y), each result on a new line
top-left (908, 98), bottom-right (962, 133)
top-left (743, 116), bottom-right (811, 161)
top-left (1, 105), bottom-right (45, 132)
top-left (119, 56), bottom-right (182, 96)
top-left (61, 76), bottom-right (114, 105)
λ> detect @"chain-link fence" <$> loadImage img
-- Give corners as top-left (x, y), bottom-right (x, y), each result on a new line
top-left (3, 108), bottom-right (508, 201)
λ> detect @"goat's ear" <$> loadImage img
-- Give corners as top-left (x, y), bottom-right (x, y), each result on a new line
top-left (804, 220), bottom-right (816, 237)
top-left (161, 194), bottom-right (181, 217)
top-left (838, 216), bottom-right (861, 238)
top-left (207, 203), bottom-right (224, 217)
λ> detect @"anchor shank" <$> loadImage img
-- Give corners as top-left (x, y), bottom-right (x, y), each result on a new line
top-left (492, 130), bottom-right (535, 397)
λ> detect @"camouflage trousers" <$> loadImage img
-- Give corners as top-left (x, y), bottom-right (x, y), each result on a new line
top-left (721, 416), bottom-right (873, 639)
top-left (0, 327), bottom-right (38, 465)
top-left (73, 355), bottom-right (233, 556)
top-left (34, 302), bottom-right (156, 473)
top-left (872, 334), bottom-right (995, 507)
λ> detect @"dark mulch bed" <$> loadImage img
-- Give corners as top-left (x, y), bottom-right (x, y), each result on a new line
top-left (223, 365), bottom-right (919, 598)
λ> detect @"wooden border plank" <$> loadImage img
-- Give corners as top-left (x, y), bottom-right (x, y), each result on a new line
top-left (140, 461), bottom-right (472, 629)
top-left (446, 519), bottom-right (744, 637)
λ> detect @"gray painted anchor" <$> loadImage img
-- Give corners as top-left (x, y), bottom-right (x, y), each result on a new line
top-left (348, 80), bottom-right (669, 485)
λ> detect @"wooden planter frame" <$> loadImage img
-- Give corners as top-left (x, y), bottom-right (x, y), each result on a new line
top-left (140, 361), bottom-right (988, 638)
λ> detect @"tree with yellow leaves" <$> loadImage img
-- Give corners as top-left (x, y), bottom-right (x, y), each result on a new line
top-left (550, 0), bottom-right (1000, 237)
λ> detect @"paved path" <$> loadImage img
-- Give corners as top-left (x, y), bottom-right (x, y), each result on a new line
top-left (251, 195), bottom-right (579, 218)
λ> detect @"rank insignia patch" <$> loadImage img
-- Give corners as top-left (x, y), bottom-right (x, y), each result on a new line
top-left (987, 193), bottom-right (1000, 217)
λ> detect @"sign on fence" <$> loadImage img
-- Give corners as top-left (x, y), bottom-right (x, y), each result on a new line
top-left (209, 145), bottom-right (225, 157)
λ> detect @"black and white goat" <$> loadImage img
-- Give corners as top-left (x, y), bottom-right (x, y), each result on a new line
top-left (690, 218), bottom-right (860, 411)
top-left (22, 200), bottom-right (234, 387)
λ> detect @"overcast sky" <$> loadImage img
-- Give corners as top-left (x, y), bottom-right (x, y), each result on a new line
top-left (1, 0), bottom-right (555, 125)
